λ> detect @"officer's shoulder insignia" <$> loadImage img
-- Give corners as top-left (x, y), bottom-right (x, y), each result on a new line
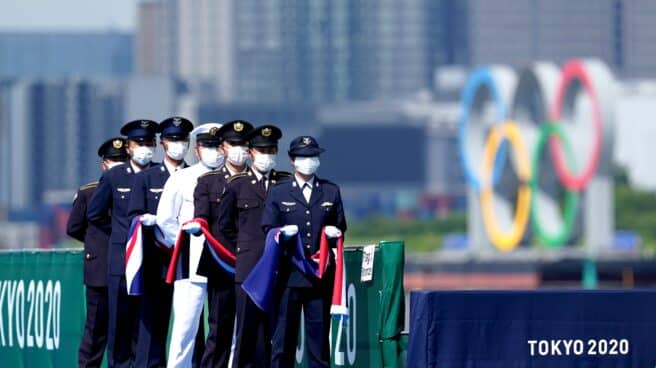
top-left (321, 202), bottom-right (334, 207)
top-left (227, 173), bottom-right (249, 183)
top-left (200, 170), bottom-right (221, 178)
top-left (80, 181), bottom-right (99, 191)
top-left (317, 177), bottom-right (336, 186)
top-left (271, 170), bottom-right (292, 180)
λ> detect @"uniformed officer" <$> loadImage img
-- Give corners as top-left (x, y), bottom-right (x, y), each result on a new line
top-left (128, 116), bottom-right (193, 368)
top-left (216, 125), bottom-right (289, 368)
top-left (87, 119), bottom-right (160, 368)
top-left (194, 120), bottom-right (254, 368)
top-left (156, 123), bottom-right (223, 368)
top-left (67, 137), bottom-right (128, 368)
top-left (261, 136), bottom-right (347, 368)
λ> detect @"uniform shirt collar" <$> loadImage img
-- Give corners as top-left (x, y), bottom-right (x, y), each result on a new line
top-left (163, 159), bottom-right (183, 174)
top-left (226, 164), bottom-right (248, 176)
top-left (295, 173), bottom-right (315, 189)
top-left (252, 168), bottom-right (269, 181)
top-left (130, 161), bottom-right (142, 174)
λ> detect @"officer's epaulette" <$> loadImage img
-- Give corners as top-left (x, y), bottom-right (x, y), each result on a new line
top-left (199, 169), bottom-right (222, 178)
top-left (79, 181), bottom-right (99, 191)
top-left (271, 170), bottom-right (292, 181)
top-left (227, 172), bottom-right (249, 183)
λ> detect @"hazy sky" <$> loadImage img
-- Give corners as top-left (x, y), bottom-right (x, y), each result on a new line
top-left (0, 0), bottom-right (135, 31)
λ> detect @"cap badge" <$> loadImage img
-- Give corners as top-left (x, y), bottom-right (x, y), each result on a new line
top-left (172, 117), bottom-right (182, 126)
top-left (262, 128), bottom-right (272, 137)
top-left (209, 127), bottom-right (218, 136)
top-left (112, 139), bottom-right (123, 149)
top-left (302, 137), bottom-right (311, 145)
top-left (234, 122), bottom-right (244, 132)
top-left (140, 120), bottom-right (150, 128)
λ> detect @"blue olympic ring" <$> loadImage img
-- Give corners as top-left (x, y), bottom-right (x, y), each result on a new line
top-left (458, 66), bottom-right (509, 190)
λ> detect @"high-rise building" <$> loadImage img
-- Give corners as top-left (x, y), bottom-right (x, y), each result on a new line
top-left (621, 0), bottom-right (656, 78)
top-left (0, 79), bottom-right (124, 211)
top-left (465, 0), bottom-right (620, 70)
top-left (136, 0), bottom-right (235, 101)
top-left (0, 32), bottom-right (132, 79)
top-left (135, 0), bottom-right (165, 76)
top-left (348, 0), bottom-right (432, 101)
top-left (136, 0), bottom-right (440, 103)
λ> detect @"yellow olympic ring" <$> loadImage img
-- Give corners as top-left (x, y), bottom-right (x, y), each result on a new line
top-left (480, 121), bottom-right (532, 252)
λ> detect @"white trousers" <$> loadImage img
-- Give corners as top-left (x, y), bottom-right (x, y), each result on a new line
top-left (167, 279), bottom-right (207, 368)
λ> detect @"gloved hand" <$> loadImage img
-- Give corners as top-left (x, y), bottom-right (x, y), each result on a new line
top-left (280, 225), bottom-right (299, 237)
top-left (324, 225), bottom-right (342, 238)
top-left (140, 214), bottom-right (157, 226)
top-left (182, 221), bottom-right (202, 236)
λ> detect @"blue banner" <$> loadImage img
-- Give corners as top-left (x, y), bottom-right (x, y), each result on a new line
top-left (408, 290), bottom-right (656, 367)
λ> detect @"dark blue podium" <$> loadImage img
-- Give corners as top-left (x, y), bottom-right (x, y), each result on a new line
top-left (408, 290), bottom-right (656, 367)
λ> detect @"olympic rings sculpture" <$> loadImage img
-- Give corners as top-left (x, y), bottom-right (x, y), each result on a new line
top-left (458, 59), bottom-right (615, 252)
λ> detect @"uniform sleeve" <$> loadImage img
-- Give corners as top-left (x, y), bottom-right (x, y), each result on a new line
top-left (194, 176), bottom-right (211, 220)
top-left (156, 173), bottom-right (182, 246)
top-left (66, 189), bottom-right (87, 242)
top-left (261, 188), bottom-right (282, 234)
top-left (127, 172), bottom-right (148, 219)
top-left (334, 187), bottom-right (347, 233)
top-left (87, 174), bottom-right (111, 224)
top-left (216, 184), bottom-right (238, 249)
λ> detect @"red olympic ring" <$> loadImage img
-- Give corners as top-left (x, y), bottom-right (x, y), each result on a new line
top-left (549, 60), bottom-right (603, 191)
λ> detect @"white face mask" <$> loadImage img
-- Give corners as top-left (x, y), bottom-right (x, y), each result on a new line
top-left (294, 156), bottom-right (320, 176)
top-left (165, 141), bottom-right (189, 161)
top-left (200, 147), bottom-right (223, 169)
top-left (253, 153), bottom-right (277, 173)
top-left (226, 145), bottom-right (248, 166)
top-left (132, 146), bottom-right (155, 166)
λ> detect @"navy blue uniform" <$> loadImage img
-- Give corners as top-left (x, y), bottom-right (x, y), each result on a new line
top-left (217, 169), bottom-right (290, 368)
top-left (128, 163), bottom-right (182, 367)
top-left (67, 181), bottom-right (110, 368)
top-left (194, 165), bottom-right (238, 368)
top-left (87, 161), bottom-right (156, 368)
top-left (261, 176), bottom-right (346, 368)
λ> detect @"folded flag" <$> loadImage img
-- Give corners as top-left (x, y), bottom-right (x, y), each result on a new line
top-left (125, 215), bottom-right (171, 295)
top-left (329, 234), bottom-right (348, 317)
top-left (242, 227), bottom-right (348, 319)
top-left (241, 229), bottom-right (282, 313)
top-left (165, 218), bottom-right (235, 283)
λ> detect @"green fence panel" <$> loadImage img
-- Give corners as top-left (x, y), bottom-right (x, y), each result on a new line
top-left (378, 241), bottom-right (406, 368)
top-left (0, 250), bottom-right (85, 367)
top-left (295, 241), bottom-right (405, 367)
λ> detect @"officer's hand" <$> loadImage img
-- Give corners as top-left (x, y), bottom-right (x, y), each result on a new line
top-left (140, 214), bottom-right (157, 226)
top-left (182, 222), bottom-right (202, 236)
top-left (324, 226), bottom-right (342, 238)
top-left (281, 225), bottom-right (299, 237)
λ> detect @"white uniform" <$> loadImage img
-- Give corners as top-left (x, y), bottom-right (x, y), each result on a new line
top-left (157, 162), bottom-right (211, 368)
